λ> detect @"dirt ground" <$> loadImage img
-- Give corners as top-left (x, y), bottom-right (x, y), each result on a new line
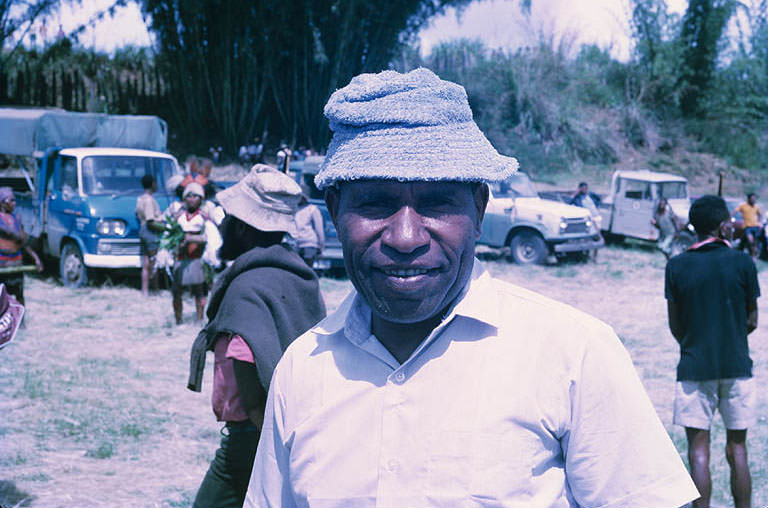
top-left (0, 245), bottom-right (766, 507)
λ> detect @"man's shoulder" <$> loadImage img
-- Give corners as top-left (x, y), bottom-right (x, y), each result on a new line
top-left (478, 274), bottom-right (615, 340)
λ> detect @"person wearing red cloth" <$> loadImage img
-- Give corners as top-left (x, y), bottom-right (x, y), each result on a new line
top-left (187, 166), bottom-right (326, 508)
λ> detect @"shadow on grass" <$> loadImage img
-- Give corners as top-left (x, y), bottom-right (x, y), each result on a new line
top-left (0, 480), bottom-right (35, 507)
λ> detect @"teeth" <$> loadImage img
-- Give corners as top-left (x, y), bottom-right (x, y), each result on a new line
top-left (384, 268), bottom-right (429, 277)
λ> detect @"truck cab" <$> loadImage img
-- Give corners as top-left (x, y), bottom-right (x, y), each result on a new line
top-left (0, 108), bottom-right (179, 286)
top-left (599, 170), bottom-right (690, 242)
top-left (25, 148), bottom-right (181, 286)
top-left (477, 172), bottom-right (604, 264)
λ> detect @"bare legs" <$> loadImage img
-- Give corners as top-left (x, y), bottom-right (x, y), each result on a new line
top-left (173, 291), bottom-right (206, 324)
top-left (726, 429), bottom-right (751, 508)
top-left (686, 428), bottom-right (711, 508)
top-left (141, 254), bottom-right (156, 297)
top-left (685, 427), bottom-right (751, 508)
top-left (173, 291), bottom-right (183, 325)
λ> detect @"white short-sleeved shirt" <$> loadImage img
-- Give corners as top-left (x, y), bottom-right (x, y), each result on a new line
top-left (245, 260), bottom-right (698, 508)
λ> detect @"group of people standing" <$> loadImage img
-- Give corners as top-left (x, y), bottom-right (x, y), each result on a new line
top-left (135, 155), bottom-right (325, 326)
top-left (132, 69), bottom-right (764, 508)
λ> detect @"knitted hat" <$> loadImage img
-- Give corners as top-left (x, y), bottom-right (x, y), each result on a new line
top-left (315, 67), bottom-right (518, 190)
top-left (182, 182), bottom-right (205, 199)
top-left (0, 187), bottom-right (13, 203)
top-left (215, 164), bottom-right (301, 235)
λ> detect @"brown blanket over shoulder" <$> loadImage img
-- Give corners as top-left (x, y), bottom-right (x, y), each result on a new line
top-left (187, 244), bottom-right (326, 392)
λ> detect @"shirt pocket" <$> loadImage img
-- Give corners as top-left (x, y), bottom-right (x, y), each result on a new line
top-left (426, 430), bottom-right (535, 504)
top-left (469, 432), bottom-right (537, 502)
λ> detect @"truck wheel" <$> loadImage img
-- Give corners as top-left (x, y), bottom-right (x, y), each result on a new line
top-left (508, 231), bottom-right (548, 265)
top-left (60, 243), bottom-right (89, 288)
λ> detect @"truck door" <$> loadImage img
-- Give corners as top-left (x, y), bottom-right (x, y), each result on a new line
top-left (611, 178), bottom-right (655, 239)
top-left (46, 155), bottom-right (79, 254)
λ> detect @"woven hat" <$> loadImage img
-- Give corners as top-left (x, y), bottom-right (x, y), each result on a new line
top-left (215, 164), bottom-right (301, 235)
top-left (315, 67), bottom-right (518, 190)
top-left (182, 182), bottom-right (205, 199)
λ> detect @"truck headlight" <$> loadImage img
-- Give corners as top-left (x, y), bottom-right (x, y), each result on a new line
top-left (559, 218), bottom-right (567, 231)
top-left (96, 219), bottom-right (127, 236)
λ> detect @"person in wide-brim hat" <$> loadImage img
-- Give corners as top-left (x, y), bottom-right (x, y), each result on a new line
top-left (188, 163), bottom-right (325, 507)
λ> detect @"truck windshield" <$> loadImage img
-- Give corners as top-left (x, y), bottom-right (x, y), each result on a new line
top-left (82, 156), bottom-right (177, 195)
top-left (656, 181), bottom-right (687, 199)
top-left (490, 173), bottom-right (538, 198)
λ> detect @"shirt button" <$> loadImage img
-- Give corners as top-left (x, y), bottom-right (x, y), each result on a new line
top-left (394, 372), bottom-right (406, 383)
top-left (387, 459), bottom-right (399, 472)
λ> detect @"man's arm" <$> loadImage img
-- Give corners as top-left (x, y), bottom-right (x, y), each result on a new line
top-left (667, 300), bottom-right (685, 343)
top-left (747, 299), bottom-right (758, 334)
top-left (233, 359), bottom-right (268, 428)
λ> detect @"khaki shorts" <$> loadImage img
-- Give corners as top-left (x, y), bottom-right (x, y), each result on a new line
top-left (673, 377), bottom-right (756, 430)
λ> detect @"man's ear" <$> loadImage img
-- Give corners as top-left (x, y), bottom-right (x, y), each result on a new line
top-left (325, 186), bottom-right (341, 230)
top-left (473, 183), bottom-right (489, 237)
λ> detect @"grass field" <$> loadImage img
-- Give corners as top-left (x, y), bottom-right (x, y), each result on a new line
top-left (0, 244), bottom-right (766, 507)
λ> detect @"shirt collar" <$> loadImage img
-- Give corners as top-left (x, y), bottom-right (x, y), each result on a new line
top-left (689, 236), bottom-right (731, 251)
top-left (310, 258), bottom-right (501, 341)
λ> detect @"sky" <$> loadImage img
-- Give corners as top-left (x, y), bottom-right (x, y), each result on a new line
top-left (26, 0), bottom-right (690, 60)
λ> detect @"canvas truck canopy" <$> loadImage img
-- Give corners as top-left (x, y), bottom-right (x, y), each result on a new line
top-left (0, 108), bottom-right (167, 156)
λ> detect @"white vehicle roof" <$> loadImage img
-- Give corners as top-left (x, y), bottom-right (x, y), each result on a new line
top-left (59, 147), bottom-right (177, 159)
top-left (614, 169), bottom-right (687, 183)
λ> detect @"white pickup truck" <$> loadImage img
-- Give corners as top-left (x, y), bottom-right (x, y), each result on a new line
top-left (477, 172), bottom-right (604, 264)
top-left (598, 170), bottom-right (695, 252)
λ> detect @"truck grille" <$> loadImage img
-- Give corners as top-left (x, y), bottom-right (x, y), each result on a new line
top-left (562, 218), bottom-right (589, 234)
top-left (97, 239), bottom-right (141, 256)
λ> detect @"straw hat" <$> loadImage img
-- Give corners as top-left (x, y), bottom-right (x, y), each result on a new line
top-left (215, 164), bottom-right (301, 235)
top-left (315, 67), bottom-right (518, 190)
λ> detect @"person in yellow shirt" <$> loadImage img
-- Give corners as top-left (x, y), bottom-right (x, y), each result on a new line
top-left (734, 193), bottom-right (762, 259)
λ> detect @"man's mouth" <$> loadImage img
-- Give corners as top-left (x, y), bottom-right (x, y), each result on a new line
top-left (382, 268), bottom-right (431, 277)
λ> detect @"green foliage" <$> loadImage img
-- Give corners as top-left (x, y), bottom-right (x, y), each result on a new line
top-left (138, 0), bottom-right (473, 154)
top-left (678, 0), bottom-right (740, 117)
top-left (160, 217), bottom-right (184, 252)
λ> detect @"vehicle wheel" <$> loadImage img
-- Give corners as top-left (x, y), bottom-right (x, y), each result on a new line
top-left (670, 231), bottom-right (695, 257)
top-left (60, 242), bottom-right (89, 288)
top-left (508, 231), bottom-right (548, 265)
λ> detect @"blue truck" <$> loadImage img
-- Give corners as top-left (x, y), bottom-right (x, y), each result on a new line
top-left (0, 108), bottom-right (182, 287)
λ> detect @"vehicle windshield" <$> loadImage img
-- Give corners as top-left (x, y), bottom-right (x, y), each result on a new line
top-left (82, 156), bottom-right (178, 195)
top-left (656, 181), bottom-right (687, 199)
top-left (490, 173), bottom-right (538, 198)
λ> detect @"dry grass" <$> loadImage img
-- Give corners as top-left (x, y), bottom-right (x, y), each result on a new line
top-left (0, 245), bottom-right (766, 507)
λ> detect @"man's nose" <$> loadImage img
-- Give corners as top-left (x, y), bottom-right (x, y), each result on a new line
top-left (381, 206), bottom-right (430, 254)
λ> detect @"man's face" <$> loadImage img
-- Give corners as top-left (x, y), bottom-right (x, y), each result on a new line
top-left (327, 180), bottom-right (487, 325)
top-left (748, 195), bottom-right (757, 206)
top-left (579, 184), bottom-right (588, 195)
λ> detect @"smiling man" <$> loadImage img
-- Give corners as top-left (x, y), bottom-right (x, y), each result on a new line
top-left (244, 68), bottom-right (698, 508)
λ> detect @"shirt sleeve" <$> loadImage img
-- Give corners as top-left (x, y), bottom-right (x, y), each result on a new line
top-left (561, 327), bottom-right (699, 508)
top-left (225, 334), bottom-right (255, 363)
top-left (244, 367), bottom-right (297, 508)
top-left (664, 261), bottom-right (676, 301)
top-left (745, 257), bottom-right (761, 300)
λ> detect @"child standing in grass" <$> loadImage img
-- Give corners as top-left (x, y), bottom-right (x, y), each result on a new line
top-left (171, 183), bottom-right (211, 324)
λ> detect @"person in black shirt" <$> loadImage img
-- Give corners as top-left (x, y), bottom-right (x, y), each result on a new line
top-left (665, 195), bottom-right (760, 508)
